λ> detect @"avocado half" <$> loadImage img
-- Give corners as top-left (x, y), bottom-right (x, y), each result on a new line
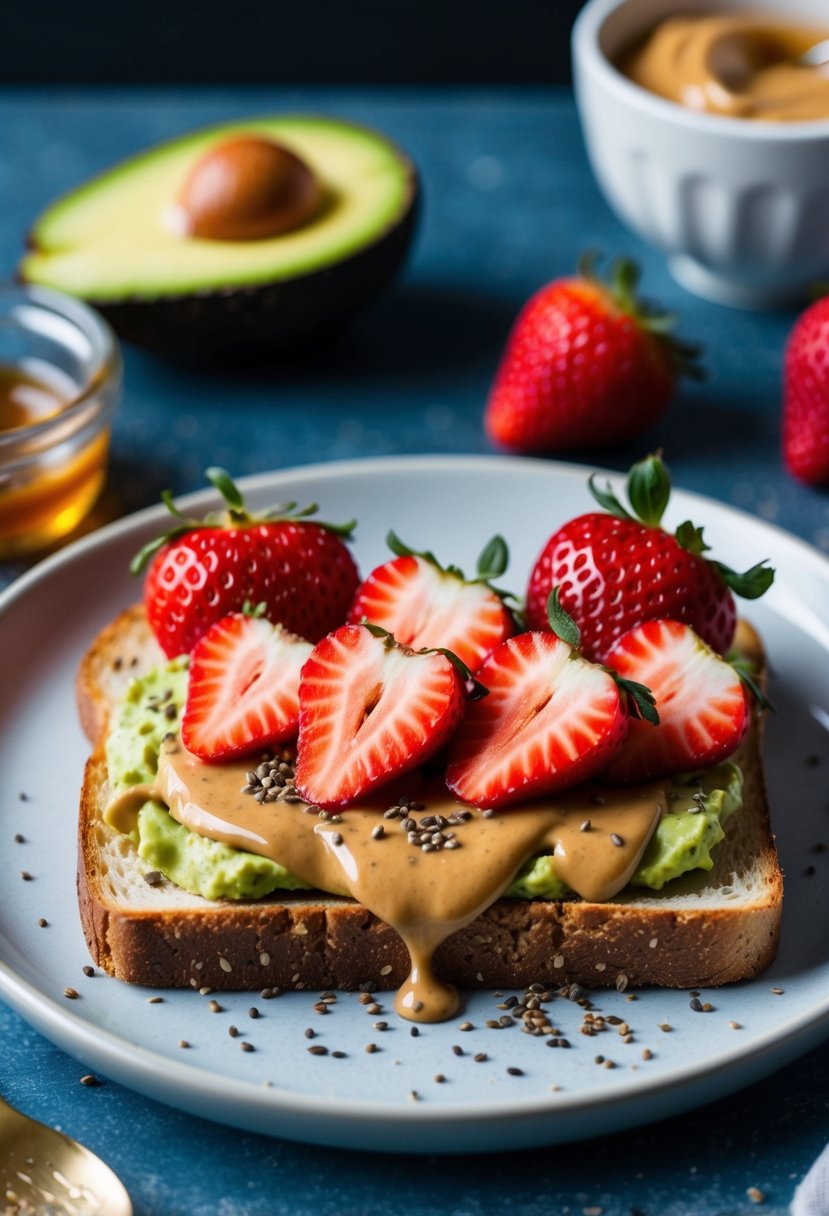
top-left (20, 116), bottom-right (419, 356)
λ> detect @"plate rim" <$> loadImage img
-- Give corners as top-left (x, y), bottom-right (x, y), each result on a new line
top-left (1, 452), bottom-right (828, 1137)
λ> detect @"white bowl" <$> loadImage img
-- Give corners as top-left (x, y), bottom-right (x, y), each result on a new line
top-left (572, 0), bottom-right (829, 308)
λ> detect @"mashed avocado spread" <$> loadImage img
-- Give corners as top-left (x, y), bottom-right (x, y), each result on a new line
top-left (106, 661), bottom-right (743, 902)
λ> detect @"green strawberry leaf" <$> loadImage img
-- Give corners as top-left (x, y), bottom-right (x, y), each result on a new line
top-left (386, 530), bottom-right (440, 567)
top-left (241, 600), bottom-right (268, 618)
top-left (627, 453), bottom-right (671, 527)
top-left (616, 676), bottom-right (660, 726)
top-left (129, 523), bottom-right (196, 576)
top-left (477, 535), bottom-right (509, 581)
top-left (712, 559), bottom-right (775, 600)
top-left (587, 474), bottom-right (634, 521)
top-left (546, 588), bottom-right (581, 650)
top-left (206, 466), bottom-right (245, 512)
top-left (674, 520), bottom-right (710, 556)
top-left (727, 651), bottom-right (775, 712)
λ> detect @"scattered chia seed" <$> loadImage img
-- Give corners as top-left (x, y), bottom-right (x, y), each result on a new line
top-left (452, 1045), bottom-right (464, 1056)
top-left (308, 1044), bottom-right (328, 1056)
top-left (580, 820), bottom-right (591, 833)
top-left (82, 965), bottom-right (95, 978)
top-left (641, 1048), bottom-right (653, 1061)
top-left (410, 1026), bottom-right (419, 1037)
top-left (13, 833), bottom-right (24, 844)
top-left (37, 917), bottom-right (47, 928)
top-left (241, 1042), bottom-right (254, 1053)
top-left (143, 871), bottom-right (164, 887)
top-left (331, 832), bottom-right (344, 846)
top-left (374, 1021), bottom-right (388, 1031)
top-left (771, 987), bottom-right (785, 995)
top-left (804, 866), bottom-right (816, 877)
top-left (80, 1074), bottom-right (99, 1087)
top-left (304, 1028), bottom-right (315, 1039)
top-left (610, 833), bottom-right (624, 848)
top-left (372, 825), bottom-right (385, 840)
top-left (331, 1050), bottom-right (346, 1059)
top-left (365, 1042), bottom-right (378, 1053)
top-left (249, 1007), bottom-right (260, 1019)
top-left (20, 870), bottom-right (33, 881)
top-left (507, 1066), bottom-right (524, 1076)
top-left (208, 1000), bottom-right (222, 1013)
top-left (689, 997), bottom-right (703, 1012)
top-left (18, 792), bottom-right (29, 801)
top-left (458, 1021), bottom-right (474, 1032)
top-left (473, 1052), bottom-right (488, 1063)
top-left (747, 1187), bottom-right (765, 1205)
top-left (147, 995), bottom-right (164, 1004)
top-left (64, 986), bottom-right (79, 999)
top-left (659, 1023), bottom-right (673, 1032)
top-left (434, 1073), bottom-right (446, 1083)
top-left (179, 1041), bottom-right (190, 1049)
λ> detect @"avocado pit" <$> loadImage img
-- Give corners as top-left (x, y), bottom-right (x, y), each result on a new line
top-left (174, 135), bottom-right (323, 242)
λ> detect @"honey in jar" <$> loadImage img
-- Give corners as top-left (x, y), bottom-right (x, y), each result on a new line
top-left (0, 360), bottom-right (111, 557)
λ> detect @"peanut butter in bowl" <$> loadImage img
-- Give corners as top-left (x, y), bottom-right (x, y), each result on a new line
top-left (619, 13), bottom-right (829, 121)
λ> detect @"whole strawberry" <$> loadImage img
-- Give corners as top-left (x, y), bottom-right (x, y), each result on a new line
top-left (132, 468), bottom-right (359, 658)
top-left (525, 454), bottom-right (774, 663)
top-left (783, 295), bottom-right (829, 486)
top-left (485, 255), bottom-right (701, 453)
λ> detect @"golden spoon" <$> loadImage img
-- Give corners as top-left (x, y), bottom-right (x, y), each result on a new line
top-left (0, 1094), bottom-right (132, 1215)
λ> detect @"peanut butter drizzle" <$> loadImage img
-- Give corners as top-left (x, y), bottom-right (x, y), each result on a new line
top-left (107, 740), bottom-right (665, 1023)
top-left (621, 15), bottom-right (829, 122)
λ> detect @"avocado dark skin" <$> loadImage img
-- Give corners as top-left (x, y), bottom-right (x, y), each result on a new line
top-left (87, 181), bottom-right (419, 358)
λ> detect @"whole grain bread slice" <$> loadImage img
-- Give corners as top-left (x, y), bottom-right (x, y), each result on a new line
top-left (76, 607), bottom-right (782, 993)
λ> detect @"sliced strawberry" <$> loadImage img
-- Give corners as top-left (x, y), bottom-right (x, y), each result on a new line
top-left (181, 613), bottom-right (313, 761)
top-left (445, 631), bottom-right (628, 808)
top-left (295, 624), bottom-right (467, 808)
top-left (602, 619), bottom-right (749, 782)
top-left (348, 533), bottom-right (515, 672)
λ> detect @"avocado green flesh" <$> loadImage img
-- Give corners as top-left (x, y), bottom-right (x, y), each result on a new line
top-left (107, 663), bottom-right (743, 903)
top-left (138, 801), bottom-right (313, 901)
top-left (22, 118), bottom-right (413, 299)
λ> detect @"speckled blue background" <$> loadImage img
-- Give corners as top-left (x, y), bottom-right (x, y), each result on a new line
top-left (1, 87), bottom-right (828, 1214)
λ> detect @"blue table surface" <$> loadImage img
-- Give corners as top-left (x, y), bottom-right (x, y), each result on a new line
top-left (1, 85), bottom-right (828, 1215)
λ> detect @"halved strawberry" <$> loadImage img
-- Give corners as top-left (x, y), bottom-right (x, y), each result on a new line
top-left (347, 533), bottom-right (516, 672)
top-left (295, 624), bottom-right (469, 808)
top-left (445, 630), bottom-right (629, 809)
top-left (602, 619), bottom-right (750, 783)
top-left (181, 612), bottom-right (313, 761)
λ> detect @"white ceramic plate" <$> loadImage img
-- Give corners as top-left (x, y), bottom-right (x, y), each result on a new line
top-left (1, 455), bottom-right (828, 1154)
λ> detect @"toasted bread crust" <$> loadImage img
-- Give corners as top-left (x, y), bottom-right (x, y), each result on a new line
top-left (76, 610), bottom-right (782, 992)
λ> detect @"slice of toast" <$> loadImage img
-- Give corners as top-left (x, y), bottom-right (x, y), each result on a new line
top-left (76, 607), bottom-right (783, 993)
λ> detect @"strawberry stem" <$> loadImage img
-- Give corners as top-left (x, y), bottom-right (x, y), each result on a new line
top-left (587, 455), bottom-right (776, 603)
top-left (130, 468), bottom-right (357, 576)
top-left (576, 252), bottom-right (704, 381)
top-left (360, 621), bottom-right (489, 700)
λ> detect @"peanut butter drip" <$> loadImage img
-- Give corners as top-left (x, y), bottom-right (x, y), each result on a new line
top-left (621, 15), bottom-right (829, 122)
top-left (107, 741), bottom-right (664, 1023)
top-left (174, 135), bottom-right (322, 241)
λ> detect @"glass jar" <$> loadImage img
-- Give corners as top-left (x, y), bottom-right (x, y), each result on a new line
top-left (0, 284), bottom-right (122, 557)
